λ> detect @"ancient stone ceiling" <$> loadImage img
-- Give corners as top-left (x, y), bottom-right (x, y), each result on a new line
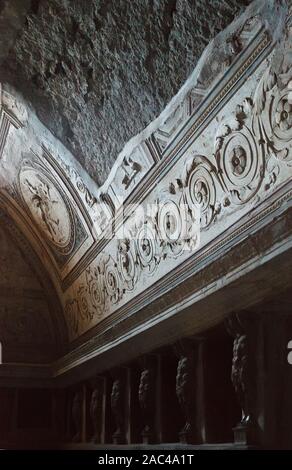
top-left (0, 0), bottom-right (250, 185)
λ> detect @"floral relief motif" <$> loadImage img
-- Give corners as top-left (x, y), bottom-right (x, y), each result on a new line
top-left (252, 20), bottom-right (292, 164)
top-left (104, 258), bottom-right (122, 304)
top-left (182, 155), bottom-right (219, 228)
top-left (275, 99), bottom-right (292, 132)
top-left (135, 221), bottom-right (160, 274)
top-left (19, 167), bottom-right (72, 248)
top-left (65, 24), bottom-right (292, 338)
top-left (65, 191), bottom-right (200, 336)
top-left (230, 146), bottom-right (247, 176)
top-left (117, 239), bottom-right (137, 291)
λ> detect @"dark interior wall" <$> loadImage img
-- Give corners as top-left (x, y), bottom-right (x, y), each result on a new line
top-left (1, 294), bottom-right (292, 449)
top-left (204, 334), bottom-right (241, 443)
top-left (0, 387), bottom-right (57, 449)
top-left (0, 327), bottom-right (241, 449)
top-left (17, 389), bottom-right (52, 429)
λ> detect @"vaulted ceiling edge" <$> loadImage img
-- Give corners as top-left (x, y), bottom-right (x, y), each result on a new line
top-left (0, 0), bottom-right (291, 354)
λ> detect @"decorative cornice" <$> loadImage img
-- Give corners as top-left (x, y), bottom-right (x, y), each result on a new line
top-left (0, 1), bottom-right (291, 366)
top-left (61, 27), bottom-right (272, 290)
top-left (65, 185), bottom-right (292, 354)
top-left (1, 199), bottom-right (291, 384)
top-left (63, 13), bottom-right (292, 340)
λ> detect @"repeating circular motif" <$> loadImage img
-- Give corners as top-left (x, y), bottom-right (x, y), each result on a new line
top-left (220, 127), bottom-right (262, 204)
top-left (157, 200), bottom-right (187, 257)
top-left (186, 163), bottom-right (216, 227)
top-left (158, 200), bottom-right (183, 242)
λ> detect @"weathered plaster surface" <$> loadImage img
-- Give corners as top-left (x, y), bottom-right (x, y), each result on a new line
top-left (0, 1), bottom-right (291, 370)
top-left (0, 0), bottom-right (250, 185)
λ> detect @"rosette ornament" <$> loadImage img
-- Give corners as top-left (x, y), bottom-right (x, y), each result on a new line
top-left (215, 108), bottom-right (264, 205)
top-left (183, 155), bottom-right (218, 228)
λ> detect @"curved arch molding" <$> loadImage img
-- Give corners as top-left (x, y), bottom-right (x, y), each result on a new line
top-left (0, 1), bottom-right (291, 373)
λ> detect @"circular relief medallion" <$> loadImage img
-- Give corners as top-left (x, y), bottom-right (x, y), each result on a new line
top-left (136, 223), bottom-right (158, 273)
top-left (158, 200), bottom-right (183, 243)
top-left (19, 168), bottom-right (71, 248)
top-left (186, 164), bottom-right (216, 227)
top-left (223, 135), bottom-right (253, 186)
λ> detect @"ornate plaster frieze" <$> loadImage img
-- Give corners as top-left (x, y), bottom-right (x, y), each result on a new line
top-left (0, 0), bottom-right (291, 353)
top-left (53, 204), bottom-right (292, 379)
top-left (63, 3), bottom-right (292, 340)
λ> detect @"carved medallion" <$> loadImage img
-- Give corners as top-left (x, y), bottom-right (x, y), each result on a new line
top-left (19, 168), bottom-right (71, 248)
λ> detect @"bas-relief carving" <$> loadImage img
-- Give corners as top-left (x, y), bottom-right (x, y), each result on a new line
top-left (48, 146), bottom-right (113, 235)
top-left (176, 356), bottom-right (195, 443)
top-left (150, 15), bottom-right (264, 158)
top-left (107, 144), bottom-right (154, 210)
top-left (65, 191), bottom-right (200, 336)
top-left (1, 148), bottom-right (90, 277)
top-left (19, 168), bottom-right (71, 248)
top-left (0, 88), bottom-right (95, 286)
top-left (64, 12), bottom-right (292, 340)
top-left (0, 303), bottom-right (53, 345)
top-left (50, 141), bottom-right (154, 234)
top-left (0, 2), bottom-right (291, 348)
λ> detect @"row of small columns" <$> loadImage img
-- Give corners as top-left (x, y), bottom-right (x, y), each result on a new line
top-left (60, 312), bottom-right (261, 446)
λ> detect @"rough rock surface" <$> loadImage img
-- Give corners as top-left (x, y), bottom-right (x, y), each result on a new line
top-left (0, 0), bottom-right (250, 185)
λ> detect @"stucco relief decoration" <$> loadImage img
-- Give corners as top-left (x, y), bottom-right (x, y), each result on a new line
top-left (19, 168), bottom-right (71, 248)
top-left (64, 8), bottom-right (292, 340)
top-left (65, 192), bottom-right (200, 336)
top-left (117, 238), bottom-right (138, 291)
top-left (254, 32), bottom-right (292, 164)
top-left (65, 253), bottom-right (123, 335)
top-left (181, 155), bottom-right (219, 228)
top-left (14, 157), bottom-right (89, 269)
top-left (51, 149), bottom-right (113, 233)
top-left (214, 102), bottom-right (264, 205)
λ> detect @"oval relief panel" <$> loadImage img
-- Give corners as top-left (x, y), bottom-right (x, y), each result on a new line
top-left (19, 168), bottom-right (71, 249)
